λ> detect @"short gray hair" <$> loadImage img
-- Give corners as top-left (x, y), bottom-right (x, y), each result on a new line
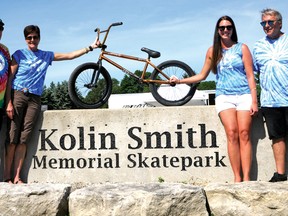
top-left (261, 8), bottom-right (282, 22)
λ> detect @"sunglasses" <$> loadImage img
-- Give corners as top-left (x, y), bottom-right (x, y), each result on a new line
top-left (218, 25), bottom-right (233, 31)
top-left (26, 35), bottom-right (39, 40)
top-left (260, 20), bottom-right (278, 27)
top-left (0, 26), bottom-right (4, 31)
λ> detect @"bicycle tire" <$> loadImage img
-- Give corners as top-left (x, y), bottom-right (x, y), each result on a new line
top-left (149, 60), bottom-right (197, 106)
top-left (68, 63), bottom-right (112, 109)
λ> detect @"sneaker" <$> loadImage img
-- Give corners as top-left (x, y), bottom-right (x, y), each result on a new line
top-left (269, 172), bottom-right (287, 182)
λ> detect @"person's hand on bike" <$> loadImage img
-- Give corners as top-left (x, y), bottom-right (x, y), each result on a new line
top-left (170, 75), bottom-right (179, 84)
top-left (90, 37), bottom-right (101, 49)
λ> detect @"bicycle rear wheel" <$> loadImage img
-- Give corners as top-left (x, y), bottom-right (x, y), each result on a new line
top-left (149, 60), bottom-right (197, 106)
top-left (68, 63), bottom-right (112, 109)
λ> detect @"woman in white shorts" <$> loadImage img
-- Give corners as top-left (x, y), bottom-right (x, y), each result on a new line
top-left (170, 15), bottom-right (258, 182)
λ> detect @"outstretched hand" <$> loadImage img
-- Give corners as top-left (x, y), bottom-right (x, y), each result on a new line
top-left (90, 37), bottom-right (101, 49)
top-left (170, 75), bottom-right (179, 84)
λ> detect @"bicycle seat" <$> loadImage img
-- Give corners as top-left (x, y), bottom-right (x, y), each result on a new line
top-left (141, 47), bottom-right (161, 58)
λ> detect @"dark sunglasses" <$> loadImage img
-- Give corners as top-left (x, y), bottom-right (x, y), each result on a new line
top-left (26, 35), bottom-right (39, 40)
top-left (218, 25), bottom-right (233, 31)
top-left (260, 20), bottom-right (278, 27)
top-left (0, 26), bottom-right (4, 31)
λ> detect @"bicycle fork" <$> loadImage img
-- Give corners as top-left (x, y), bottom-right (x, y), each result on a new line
top-left (85, 62), bottom-right (102, 89)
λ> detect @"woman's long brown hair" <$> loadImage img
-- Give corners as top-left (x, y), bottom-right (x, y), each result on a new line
top-left (210, 16), bottom-right (238, 74)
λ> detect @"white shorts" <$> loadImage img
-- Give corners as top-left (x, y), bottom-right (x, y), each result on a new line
top-left (215, 94), bottom-right (252, 114)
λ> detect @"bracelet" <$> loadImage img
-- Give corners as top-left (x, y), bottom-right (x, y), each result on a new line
top-left (89, 46), bottom-right (93, 51)
top-left (251, 87), bottom-right (257, 91)
top-left (84, 47), bottom-right (89, 54)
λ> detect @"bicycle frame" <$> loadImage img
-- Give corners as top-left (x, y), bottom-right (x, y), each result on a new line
top-left (98, 50), bottom-right (169, 84)
top-left (95, 23), bottom-right (170, 84)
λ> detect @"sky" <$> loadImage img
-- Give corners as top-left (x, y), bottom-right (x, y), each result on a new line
top-left (1, 0), bottom-right (287, 86)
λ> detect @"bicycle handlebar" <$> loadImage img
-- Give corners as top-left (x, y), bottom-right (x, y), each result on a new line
top-left (111, 22), bottom-right (123, 27)
top-left (94, 22), bottom-right (123, 48)
top-left (94, 22), bottom-right (123, 32)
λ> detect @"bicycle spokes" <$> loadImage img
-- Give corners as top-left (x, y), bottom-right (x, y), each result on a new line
top-left (83, 68), bottom-right (102, 88)
top-left (68, 63), bottom-right (112, 109)
top-left (149, 60), bottom-right (197, 106)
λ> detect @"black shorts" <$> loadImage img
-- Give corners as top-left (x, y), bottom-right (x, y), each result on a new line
top-left (261, 107), bottom-right (288, 140)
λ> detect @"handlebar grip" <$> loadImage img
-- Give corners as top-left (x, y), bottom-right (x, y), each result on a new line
top-left (94, 22), bottom-right (123, 32)
top-left (111, 22), bottom-right (123, 27)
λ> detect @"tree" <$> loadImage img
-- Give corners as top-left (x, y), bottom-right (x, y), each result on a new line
top-left (112, 78), bottom-right (121, 94)
top-left (41, 81), bottom-right (75, 110)
top-left (41, 70), bottom-right (152, 110)
top-left (197, 81), bottom-right (216, 90)
top-left (41, 82), bottom-right (56, 110)
top-left (120, 70), bottom-right (151, 93)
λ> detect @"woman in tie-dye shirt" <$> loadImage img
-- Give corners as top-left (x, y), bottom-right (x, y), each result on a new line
top-left (170, 16), bottom-right (258, 182)
top-left (4, 25), bottom-right (99, 184)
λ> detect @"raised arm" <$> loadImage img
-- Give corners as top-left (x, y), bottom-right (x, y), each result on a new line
top-left (53, 39), bottom-right (100, 61)
top-left (170, 47), bottom-right (213, 84)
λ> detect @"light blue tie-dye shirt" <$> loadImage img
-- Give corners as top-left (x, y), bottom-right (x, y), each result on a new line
top-left (216, 42), bottom-right (250, 97)
top-left (12, 48), bottom-right (54, 96)
top-left (253, 34), bottom-right (288, 107)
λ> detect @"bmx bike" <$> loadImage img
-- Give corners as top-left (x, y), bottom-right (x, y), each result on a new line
top-left (68, 22), bottom-right (197, 109)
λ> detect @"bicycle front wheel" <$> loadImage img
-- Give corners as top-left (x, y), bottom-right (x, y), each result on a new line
top-left (68, 63), bottom-right (112, 109)
top-left (149, 60), bottom-right (197, 106)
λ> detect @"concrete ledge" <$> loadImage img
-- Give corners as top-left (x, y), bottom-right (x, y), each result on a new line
top-left (69, 183), bottom-right (208, 216)
top-left (1, 182), bottom-right (288, 216)
top-left (205, 181), bottom-right (288, 216)
top-left (0, 183), bottom-right (70, 216)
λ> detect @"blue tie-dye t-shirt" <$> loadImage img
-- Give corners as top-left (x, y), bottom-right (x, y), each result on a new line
top-left (12, 48), bottom-right (54, 96)
top-left (253, 34), bottom-right (288, 107)
top-left (215, 42), bottom-right (250, 97)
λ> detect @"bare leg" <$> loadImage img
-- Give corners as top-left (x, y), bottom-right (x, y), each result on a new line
top-left (13, 143), bottom-right (26, 184)
top-left (219, 109), bottom-right (241, 182)
top-left (237, 111), bottom-right (252, 181)
top-left (272, 138), bottom-right (286, 175)
top-left (4, 143), bottom-right (16, 183)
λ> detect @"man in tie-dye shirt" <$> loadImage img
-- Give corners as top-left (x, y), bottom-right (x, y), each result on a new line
top-left (253, 8), bottom-right (288, 182)
top-left (0, 19), bottom-right (10, 129)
